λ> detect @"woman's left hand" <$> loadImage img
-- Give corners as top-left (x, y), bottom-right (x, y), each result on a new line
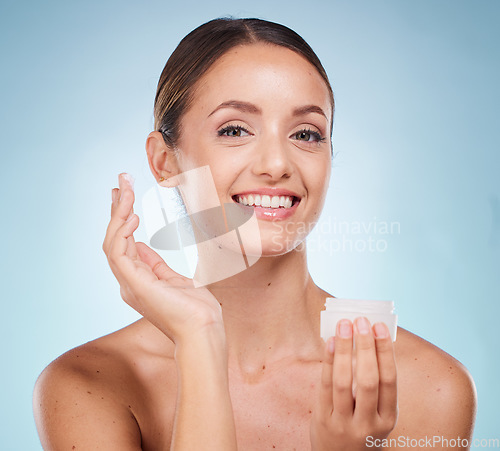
top-left (310, 318), bottom-right (398, 451)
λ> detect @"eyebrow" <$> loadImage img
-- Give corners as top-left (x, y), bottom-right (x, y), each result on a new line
top-left (292, 104), bottom-right (328, 120)
top-left (207, 100), bottom-right (328, 120)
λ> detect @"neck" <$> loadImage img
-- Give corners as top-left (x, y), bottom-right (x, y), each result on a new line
top-left (205, 244), bottom-right (329, 379)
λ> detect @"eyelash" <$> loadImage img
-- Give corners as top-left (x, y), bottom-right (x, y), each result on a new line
top-left (297, 128), bottom-right (327, 144)
top-left (217, 124), bottom-right (326, 143)
top-left (217, 124), bottom-right (250, 137)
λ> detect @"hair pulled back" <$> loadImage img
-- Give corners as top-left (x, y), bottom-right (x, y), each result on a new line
top-left (154, 17), bottom-right (335, 148)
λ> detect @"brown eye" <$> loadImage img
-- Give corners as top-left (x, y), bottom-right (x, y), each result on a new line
top-left (228, 128), bottom-right (242, 137)
top-left (292, 128), bottom-right (325, 143)
top-left (218, 125), bottom-right (250, 137)
top-left (296, 131), bottom-right (312, 141)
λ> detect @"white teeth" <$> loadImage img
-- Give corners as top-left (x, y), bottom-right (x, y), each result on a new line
top-left (235, 194), bottom-right (296, 208)
top-left (261, 195), bottom-right (271, 208)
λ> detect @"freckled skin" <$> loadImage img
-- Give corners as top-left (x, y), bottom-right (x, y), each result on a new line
top-left (33, 320), bottom-right (476, 450)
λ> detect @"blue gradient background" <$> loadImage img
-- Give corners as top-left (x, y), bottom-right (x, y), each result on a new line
top-left (1, 0), bottom-right (498, 449)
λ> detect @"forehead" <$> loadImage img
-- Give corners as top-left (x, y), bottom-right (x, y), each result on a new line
top-left (189, 43), bottom-right (332, 117)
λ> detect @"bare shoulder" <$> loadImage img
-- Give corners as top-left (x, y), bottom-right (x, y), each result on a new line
top-left (391, 327), bottom-right (477, 441)
top-left (33, 319), bottom-right (176, 450)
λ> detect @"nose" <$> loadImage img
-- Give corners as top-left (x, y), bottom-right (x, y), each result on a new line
top-left (251, 134), bottom-right (293, 181)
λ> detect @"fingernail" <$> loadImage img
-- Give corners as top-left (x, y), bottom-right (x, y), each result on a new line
top-left (356, 317), bottom-right (370, 335)
top-left (338, 319), bottom-right (352, 338)
top-left (126, 213), bottom-right (136, 223)
top-left (374, 322), bottom-right (389, 339)
top-left (122, 173), bottom-right (135, 190)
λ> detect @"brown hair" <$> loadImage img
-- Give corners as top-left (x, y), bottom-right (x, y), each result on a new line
top-left (154, 17), bottom-right (335, 148)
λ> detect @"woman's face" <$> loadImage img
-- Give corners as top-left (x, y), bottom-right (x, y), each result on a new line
top-left (174, 43), bottom-right (332, 256)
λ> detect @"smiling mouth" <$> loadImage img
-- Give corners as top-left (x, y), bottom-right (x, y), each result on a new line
top-left (232, 194), bottom-right (300, 209)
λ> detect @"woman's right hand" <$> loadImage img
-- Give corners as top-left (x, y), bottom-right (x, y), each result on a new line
top-left (102, 174), bottom-right (237, 450)
top-left (102, 173), bottom-right (225, 345)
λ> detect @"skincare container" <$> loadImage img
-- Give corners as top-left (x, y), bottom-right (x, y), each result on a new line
top-left (320, 298), bottom-right (398, 341)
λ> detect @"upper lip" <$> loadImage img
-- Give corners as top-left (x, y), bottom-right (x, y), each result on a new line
top-left (232, 187), bottom-right (302, 199)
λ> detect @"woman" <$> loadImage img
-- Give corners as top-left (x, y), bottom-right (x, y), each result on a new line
top-left (34, 18), bottom-right (476, 450)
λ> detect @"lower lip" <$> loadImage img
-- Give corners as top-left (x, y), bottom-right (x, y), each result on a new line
top-left (234, 200), bottom-right (300, 220)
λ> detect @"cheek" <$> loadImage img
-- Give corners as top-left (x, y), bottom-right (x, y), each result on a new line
top-left (319, 165), bottom-right (331, 200)
top-left (175, 126), bottom-right (217, 168)
top-left (208, 167), bottom-right (239, 202)
top-left (206, 152), bottom-right (248, 197)
top-left (306, 158), bottom-right (331, 203)
top-left (176, 144), bottom-right (228, 182)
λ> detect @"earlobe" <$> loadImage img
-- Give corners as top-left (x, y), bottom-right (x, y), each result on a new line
top-left (145, 131), bottom-right (180, 184)
top-left (158, 174), bottom-right (180, 188)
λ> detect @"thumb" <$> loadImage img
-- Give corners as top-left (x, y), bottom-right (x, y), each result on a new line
top-left (135, 242), bottom-right (192, 287)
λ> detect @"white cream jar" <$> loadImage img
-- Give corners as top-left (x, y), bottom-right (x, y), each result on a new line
top-left (320, 298), bottom-right (398, 341)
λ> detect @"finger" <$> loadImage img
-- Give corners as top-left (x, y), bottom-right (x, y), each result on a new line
top-left (319, 337), bottom-right (335, 416)
top-left (332, 319), bottom-right (354, 416)
top-left (107, 214), bottom-right (142, 287)
top-left (126, 234), bottom-right (138, 260)
top-left (103, 174), bottom-right (135, 254)
top-left (116, 173), bottom-right (135, 219)
top-left (119, 175), bottom-right (137, 259)
top-left (111, 188), bottom-right (119, 215)
top-left (120, 173), bottom-right (135, 220)
top-left (104, 178), bottom-right (134, 255)
top-left (136, 242), bottom-right (191, 287)
top-left (353, 317), bottom-right (379, 419)
top-left (373, 322), bottom-right (398, 420)
top-left (110, 186), bottom-right (134, 217)
top-left (109, 226), bottom-right (167, 317)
